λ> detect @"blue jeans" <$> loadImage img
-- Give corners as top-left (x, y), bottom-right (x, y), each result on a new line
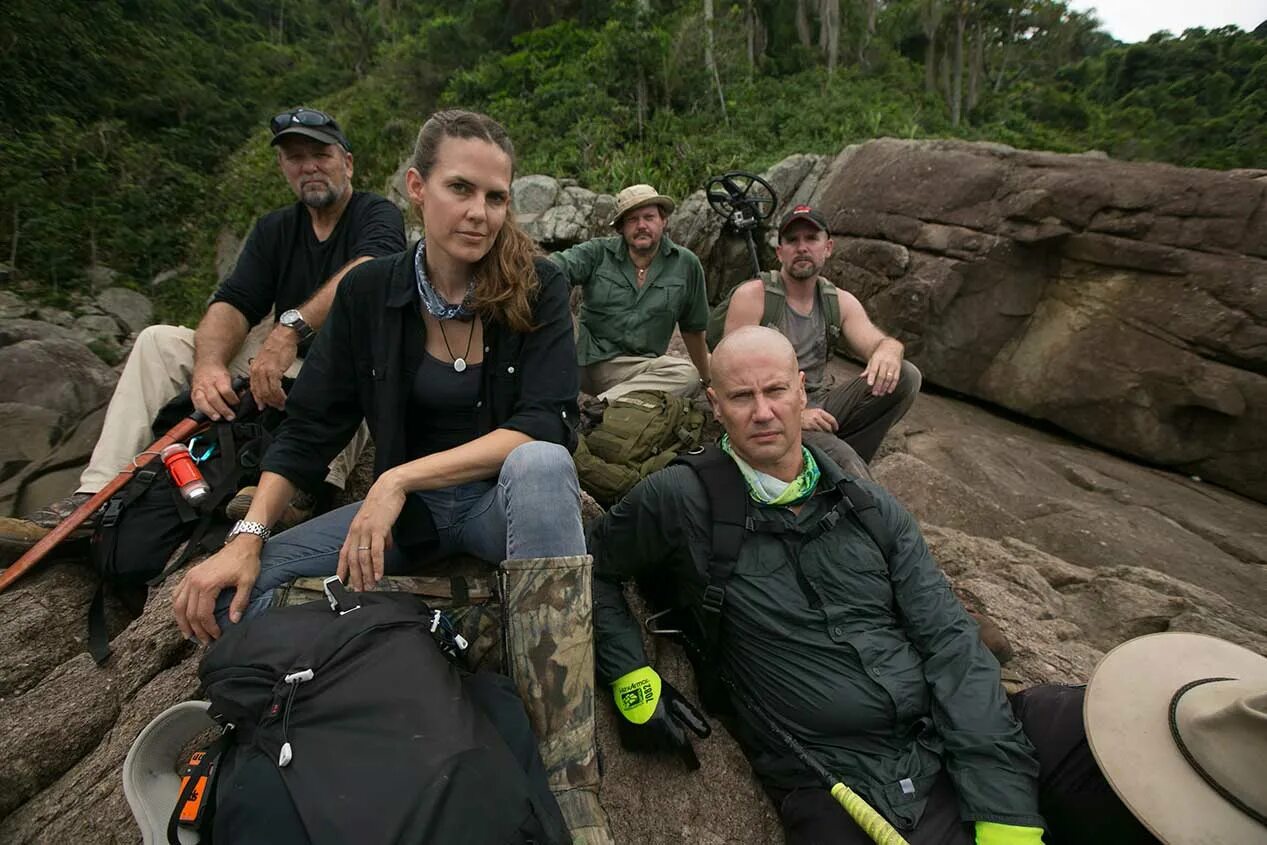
top-left (214, 441), bottom-right (584, 626)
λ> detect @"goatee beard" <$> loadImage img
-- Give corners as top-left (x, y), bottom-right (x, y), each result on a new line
top-left (303, 186), bottom-right (341, 210)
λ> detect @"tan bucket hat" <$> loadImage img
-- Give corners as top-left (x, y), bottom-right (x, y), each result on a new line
top-left (1084, 632), bottom-right (1267, 844)
top-left (610, 184), bottom-right (675, 227)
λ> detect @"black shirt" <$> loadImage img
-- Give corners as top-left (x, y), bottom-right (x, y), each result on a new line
top-left (407, 353), bottom-right (483, 458)
top-left (261, 247), bottom-right (580, 553)
top-left (210, 191), bottom-right (405, 330)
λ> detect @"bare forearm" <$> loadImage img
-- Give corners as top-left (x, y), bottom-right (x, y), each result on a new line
top-left (194, 302), bottom-right (250, 369)
top-left (297, 256), bottom-right (372, 331)
top-left (867, 335), bottom-right (903, 360)
top-left (681, 331), bottom-right (711, 383)
top-left (381, 428), bottom-right (533, 495)
top-left (241, 471), bottom-right (300, 530)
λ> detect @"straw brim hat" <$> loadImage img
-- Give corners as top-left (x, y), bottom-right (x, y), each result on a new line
top-left (610, 184), bottom-right (675, 227)
top-left (1084, 632), bottom-right (1267, 844)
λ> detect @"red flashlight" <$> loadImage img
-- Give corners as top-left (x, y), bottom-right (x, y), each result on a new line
top-left (161, 443), bottom-right (210, 505)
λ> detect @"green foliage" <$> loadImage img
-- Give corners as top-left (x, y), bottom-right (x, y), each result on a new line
top-left (6, 1), bottom-right (1264, 327)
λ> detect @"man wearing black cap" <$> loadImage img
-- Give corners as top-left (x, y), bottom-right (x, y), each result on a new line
top-left (6, 107), bottom-right (405, 539)
top-left (721, 205), bottom-right (920, 465)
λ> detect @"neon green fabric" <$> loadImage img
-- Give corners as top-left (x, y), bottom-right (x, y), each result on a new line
top-left (720, 434), bottom-right (821, 507)
top-left (612, 665), bottom-right (662, 725)
top-left (975, 821), bottom-right (1045, 844)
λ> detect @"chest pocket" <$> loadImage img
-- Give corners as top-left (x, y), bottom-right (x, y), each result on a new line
top-left (645, 275), bottom-right (686, 318)
top-left (583, 269), bottom-right (632, 315)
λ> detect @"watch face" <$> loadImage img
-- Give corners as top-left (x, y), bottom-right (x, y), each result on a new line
top-left (281, 310), bottom-right (300, 327)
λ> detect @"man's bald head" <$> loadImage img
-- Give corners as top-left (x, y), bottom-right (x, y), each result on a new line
top-left (712, 326), bottom-right (800, 392)
top-left (708, 326), bottom-right (807, 477)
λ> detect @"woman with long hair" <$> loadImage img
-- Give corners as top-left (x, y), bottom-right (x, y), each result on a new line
top-left (172, 110), bottom-right (610, 844)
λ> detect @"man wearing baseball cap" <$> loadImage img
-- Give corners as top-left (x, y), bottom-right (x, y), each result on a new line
top-left (720, 204), bottom-right (920, 464)
top-left (3, 107), bottom-right (404, 545)
top-left (551, 183), bottom-right (711, 402)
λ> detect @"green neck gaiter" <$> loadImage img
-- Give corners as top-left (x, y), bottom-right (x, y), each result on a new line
top-left (720, 435), bottom-right (821, 507)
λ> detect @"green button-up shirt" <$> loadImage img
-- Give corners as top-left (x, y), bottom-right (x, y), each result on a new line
top-left (588, 449), bottom-right (1043, 832)
top-left (550, 234), bottom-right (709, 367)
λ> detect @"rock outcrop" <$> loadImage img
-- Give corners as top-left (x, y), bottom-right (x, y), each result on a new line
top-left (0, 289), bottom-right (155, 520)
top-left (669, 140), bottom-right (1267, 502)
top-left (3, 143), bottom-right (1266, 842)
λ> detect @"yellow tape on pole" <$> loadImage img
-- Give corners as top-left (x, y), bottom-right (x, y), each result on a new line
top-left (829, 783), bottom-right (911, 845)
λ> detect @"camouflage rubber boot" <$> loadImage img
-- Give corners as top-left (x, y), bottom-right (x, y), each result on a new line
top-left (500, 554), bottom-right (614, 845)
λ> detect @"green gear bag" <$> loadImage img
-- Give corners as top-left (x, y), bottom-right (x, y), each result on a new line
top-left (575, 389), bottom-right (705, 506)
top-left (705, 270), bottom-right (842, 352)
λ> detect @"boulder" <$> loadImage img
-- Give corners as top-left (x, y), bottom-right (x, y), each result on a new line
top-left (0, 340), bottom-right (116, 420)
top-left (33, 308), bottom-right (74, 328)
top-left (85, 264), bottom-right (120, 291)
top-left (0, 319), bottom-right (84, 348)
top-left (0, 403), bottom-right (107, 518)
top-left (670, 140), bottom-right (1267, 502)
top-left (96, 288), bottom-right (153, 335)
top-left (511, 174), bottom-right (561, 215)
top-left (0, 291), bottom-right (32, 319)
top-left (0, 404), bottom-right (62, 483)
top-left (816, 139), bottom-right (1267, 502)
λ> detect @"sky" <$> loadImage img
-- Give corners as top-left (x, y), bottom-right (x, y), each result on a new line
top-left (1066, 0), bottom-right (1267, 43)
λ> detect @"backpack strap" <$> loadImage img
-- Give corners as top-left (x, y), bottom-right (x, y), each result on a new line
top-left (759, 271), bottom-right (785, 328)
top-left (834, 476), bottom-right (893, 560)
top-left (816, 277), bottom-right (843, 350)
top-left (670, 446), bottom-right (748, 658)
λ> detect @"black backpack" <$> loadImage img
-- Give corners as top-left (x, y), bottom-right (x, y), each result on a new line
top-left (87, 390), bottom-right (284, 664)
top-left (646, 445), bottom-right (893, 714)
top-left (190, 592), bottom-right (569, 845)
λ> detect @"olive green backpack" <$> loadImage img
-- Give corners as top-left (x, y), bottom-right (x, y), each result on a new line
top-left (704, 270), bottom-right (842, 352)
top-left (574, 389), bottom-right (706, 507)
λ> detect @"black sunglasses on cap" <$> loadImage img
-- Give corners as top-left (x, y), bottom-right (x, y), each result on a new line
top-left (269, 108), bottom-right (351, 151)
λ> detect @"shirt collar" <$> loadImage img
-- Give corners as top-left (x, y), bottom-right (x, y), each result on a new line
top-left (386, 241), bottom-right (420, 308)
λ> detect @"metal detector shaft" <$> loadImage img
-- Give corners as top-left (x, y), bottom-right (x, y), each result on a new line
top-left (658, 623), bottom-right (911, 845)
top-left (743, 230), bottom-right (761, 280)
top-left (715, 668), bottom-right (911, 845)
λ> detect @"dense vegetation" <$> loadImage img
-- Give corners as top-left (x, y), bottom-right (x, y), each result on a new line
top-left (2, 1), bottom-right (1263, 322)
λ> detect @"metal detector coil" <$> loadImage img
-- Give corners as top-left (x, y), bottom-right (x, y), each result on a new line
top-left (704, 170), bottom-right (778, 278)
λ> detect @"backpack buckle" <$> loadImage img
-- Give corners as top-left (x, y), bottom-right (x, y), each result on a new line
top-left (322, 575), bottom-right (361, 615)
top-left (701, 585), bottom-right (726, 614)
top-left (99, 497), bottom-right (123, 529)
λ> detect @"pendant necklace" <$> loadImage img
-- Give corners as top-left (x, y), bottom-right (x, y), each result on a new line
top-left (437, 318), bottom-right (475, 373)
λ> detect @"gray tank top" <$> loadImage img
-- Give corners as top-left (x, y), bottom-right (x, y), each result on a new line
top-left (773, 292), bottom-right (827, 392)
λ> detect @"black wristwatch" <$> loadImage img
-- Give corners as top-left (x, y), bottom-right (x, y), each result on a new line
top-left (278, 309), bottom-right (314, 342)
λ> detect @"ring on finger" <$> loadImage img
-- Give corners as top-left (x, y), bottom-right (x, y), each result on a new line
top-left (357, 545), bottom-right (371, 550)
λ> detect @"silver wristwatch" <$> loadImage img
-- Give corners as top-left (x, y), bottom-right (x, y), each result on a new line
top-left (278, 308), bottom-right (314, 342)
top-left (225, 519), bottom-right (271, 545)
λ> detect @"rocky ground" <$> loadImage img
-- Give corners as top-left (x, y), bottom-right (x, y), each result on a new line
top-left (2, 140), bottom-right (1265, 842)
top-left (2, 350), bottom-right (1264, 843)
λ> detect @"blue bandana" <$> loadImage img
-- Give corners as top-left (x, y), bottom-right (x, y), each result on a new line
top-left (414, 239), bottom-right (475, 321)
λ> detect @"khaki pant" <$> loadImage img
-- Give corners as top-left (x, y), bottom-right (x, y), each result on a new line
top-left (77, 322), bottom-right (368, 493)
top-left (581, 354), bottom-right (700, 402)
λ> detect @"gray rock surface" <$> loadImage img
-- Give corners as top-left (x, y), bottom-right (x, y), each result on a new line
top-left (666, 140), bottom-right (1267, 502)
top-left (5, 147), bottom-right (1266, 842)
top-left (96, 288), bottom-right (153, 335)
top-left (1, 351), bottom-right (1264, 843)
top-left (0, 340), bottom-right (116, 420)
top-left (0, 292), bottom-right (32, 319)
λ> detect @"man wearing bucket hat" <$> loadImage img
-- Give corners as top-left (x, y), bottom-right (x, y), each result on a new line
top-left (0, 107), bottom-right (403, 551)
top-left (550, 184), bottom-right (711, 402)
top-left (1084, 631), bottom-right (1267, 843)
top-left (719, 205), bottom-right (920, 465)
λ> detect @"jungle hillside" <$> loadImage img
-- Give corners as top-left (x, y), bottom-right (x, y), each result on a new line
top-left (2, 0), bottom-right (1265, 322)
